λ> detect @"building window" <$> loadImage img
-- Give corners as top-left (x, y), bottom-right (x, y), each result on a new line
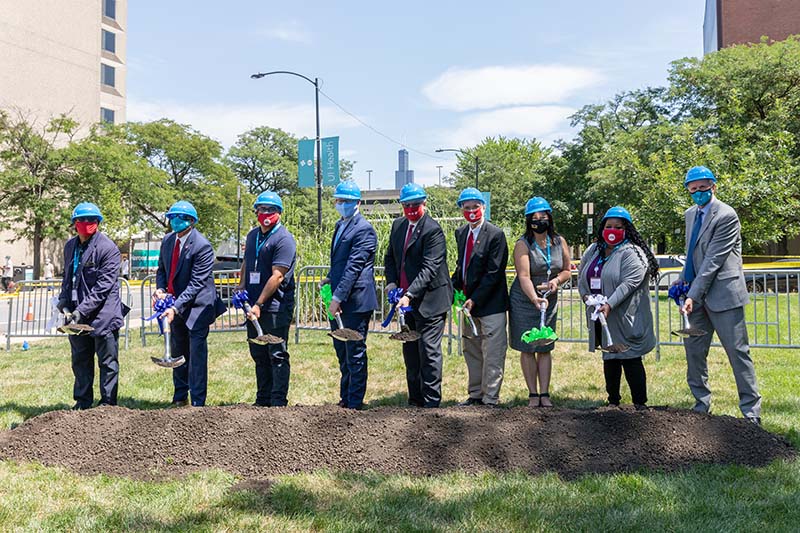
top-left (101, 64), bottom-right (115, 87)
top-left (102, 30), bottom-right (116, 53)
top-left (101, 108), bottom-right (115, 124)
top-left (103, 0), bottom-right (116, 20)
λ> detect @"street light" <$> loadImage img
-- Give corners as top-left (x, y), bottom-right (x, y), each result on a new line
top-left (366, 169), bottom-right (373, 190)
top-left (435, 148), bottom-right (479, 189)
top-left (251, 70), bottom-right (323, 226)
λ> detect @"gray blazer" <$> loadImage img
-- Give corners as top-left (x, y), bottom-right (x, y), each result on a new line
top-left (680, 198), bottom-right (749, 312)
top-left (578, 242), bottom-right (655, 359)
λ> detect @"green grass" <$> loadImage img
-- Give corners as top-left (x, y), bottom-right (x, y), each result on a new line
top-left (1, 328), bottom-right (799, 531)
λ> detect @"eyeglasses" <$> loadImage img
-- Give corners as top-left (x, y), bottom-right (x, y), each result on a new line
top-left (74, 217), bottom-right (99, 223)
top-left (255, 206), bottom-right (280, 214)
top-left (402, 202), bottom-right (423, 209)
top-left (175, 214), bottom-right (195, 222)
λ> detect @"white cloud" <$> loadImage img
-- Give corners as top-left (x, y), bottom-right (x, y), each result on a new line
top-left (440, 105), bottom-right (576, 148)
top-left (422, 65), bottom-right (602, 111)
top-left (127, 99), bottom-right (360, 148)
top-left (256, 21), bottom-right (312, 44)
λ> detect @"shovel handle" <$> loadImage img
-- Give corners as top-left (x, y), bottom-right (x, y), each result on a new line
top-left (159, 315), bottom-right (172, 360)
top-left (597, 309), bottom-right (615, 346)
top-left (463, 308), bottom-right (479, 337)
top-left (242, 302), bottom-right (265, 337)
top-left (334, 312), bottom-right (344, 329)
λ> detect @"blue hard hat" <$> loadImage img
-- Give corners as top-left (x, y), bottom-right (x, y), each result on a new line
top-left (333, 181), bottom-right (361, 201)
top-left (457, 187), bottom-right (485, 207)
top-left (165, 200), bottom-right (198, 222)
top-left (684, 166), bottom-right (717, 186)
top-left (602, 206), bottom-right (632, 223)
top-left (399, 183), bottom-right (427, 203)
top-left (524, 197), bottom-right (551, 215)
top-left (71, 202), bottom-right (104, 222)
top-left (253, 191), bottom-right (283, 212)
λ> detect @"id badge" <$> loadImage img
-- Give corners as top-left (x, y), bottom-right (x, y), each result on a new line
top-left (590, 277), bottom-right (602, 291)
top-left (71, 289), bottom-right (78, 302)
top-left (249, 272), bottom-right (261, 285)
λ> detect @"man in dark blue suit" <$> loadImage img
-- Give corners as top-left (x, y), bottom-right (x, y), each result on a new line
top-left (156, 200), bottom-right (225, 407)
top-left (322, 181), bottom-right (378, 410)
top-left (58, 202), bottom-right (125, 409)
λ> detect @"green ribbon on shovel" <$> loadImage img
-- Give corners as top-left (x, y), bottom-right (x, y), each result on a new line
top-left (452, 289), bottom-right (467, 325)
top-left (320, 284), bottom-right (334, 320)
top-left (521, 326), bottom-right (558, 344)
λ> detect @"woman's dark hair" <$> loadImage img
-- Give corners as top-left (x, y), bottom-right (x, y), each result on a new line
top-left (524, 211), bottom-right (560, 244)
top-left (595, 218), bottom-right (659, 281)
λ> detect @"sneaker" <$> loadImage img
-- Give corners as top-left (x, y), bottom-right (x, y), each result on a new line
top-left (458, 397), bottom-right (483, 406)
top-left (747, 416), bottom-right (762, 426)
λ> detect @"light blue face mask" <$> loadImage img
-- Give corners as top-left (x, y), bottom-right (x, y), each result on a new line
top-left (691, 189), bottom-right (713, 206)
top-left (335, 201), bottom-right (358, 218)
top-left (169, 216), bottom-right (192, 233)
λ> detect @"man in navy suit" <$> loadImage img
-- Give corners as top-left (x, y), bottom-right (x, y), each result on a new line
top-left (385, 183), bottom-right (453, 408)
top-left (321, 181), bottom-right (378, 410)
top-left (156, 200), bottom-right (225, 407)
top-left (58, 202), bottom-right (126, 409)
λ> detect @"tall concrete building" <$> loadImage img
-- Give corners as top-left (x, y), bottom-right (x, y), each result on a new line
top-left (394, 149), bottom-right (415, 189)
top-left (0, 0), bottom-right (127, 271)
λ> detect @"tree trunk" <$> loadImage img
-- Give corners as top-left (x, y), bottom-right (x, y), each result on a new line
top-left (32, 219), bottom-right (42, 279)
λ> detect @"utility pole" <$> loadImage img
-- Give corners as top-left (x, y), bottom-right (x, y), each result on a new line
top-left (436, 165), bottom-right (443, 186)
top-left (366, 169), bottom-right (373, 190)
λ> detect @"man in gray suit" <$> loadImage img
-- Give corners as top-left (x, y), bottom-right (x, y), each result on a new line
top-left (679, 166), bottom-right (762, 424)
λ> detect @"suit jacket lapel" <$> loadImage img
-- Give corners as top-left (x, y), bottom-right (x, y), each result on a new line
top-left (404, 214), bottom-right (426, 251)
top-left (333, 215), bottom-right (357, 254)
top-left (697, 201), bottom-right (717, 242)
top-left (330, 219), bottom-right (342, 255)
top-left (76, 235), bottom-right (99, 283)
top-left (175, 232), bottom-right (192, 277)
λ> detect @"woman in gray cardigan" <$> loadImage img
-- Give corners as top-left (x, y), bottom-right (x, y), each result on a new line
top-left (577, 206), bottom-right (659, 409)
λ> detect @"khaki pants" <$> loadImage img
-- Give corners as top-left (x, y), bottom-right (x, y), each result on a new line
top-left (463, 311), bottom-right (508, 405)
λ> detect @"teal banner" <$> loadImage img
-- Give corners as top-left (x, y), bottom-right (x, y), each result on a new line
top-left (321, 136), bottom-right (340, 186)
top-left (298, 139), bottom-right (315, 188)
top-left (482, 191), bottom-right (492, 220)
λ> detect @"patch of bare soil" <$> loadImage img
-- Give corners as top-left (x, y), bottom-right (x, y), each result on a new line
top-left (0, 405), bottom-right (793, 480)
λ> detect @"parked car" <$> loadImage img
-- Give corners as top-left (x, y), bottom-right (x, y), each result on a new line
top-left (743, 258), bottom-right (800, 293)
top-left (212, 255), bottom-right (243, 272)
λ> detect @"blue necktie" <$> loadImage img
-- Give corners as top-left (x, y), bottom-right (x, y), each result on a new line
top-left (333, 221), bottom-right (346, 249)
top-left (684, 209), bottom-right (704, 284)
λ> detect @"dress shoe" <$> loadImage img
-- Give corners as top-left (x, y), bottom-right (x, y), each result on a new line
top-left (634, 404), bottom-right (648, 411)
top-left (71, 402), bottom-right (90, 411)
top-left (747, 416), bottom-right (762, 426)
top-left (170, 400), bottom-right (188, 408)
top-left (458, 397), bottom-right (483, 406)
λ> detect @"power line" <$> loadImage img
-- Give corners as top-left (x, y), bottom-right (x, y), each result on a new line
top-left (316, 86), bottom-right (447, 161)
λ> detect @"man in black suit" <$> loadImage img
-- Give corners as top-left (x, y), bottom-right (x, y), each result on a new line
top-left (385, 183), bottom-right (453, 408)
top-left (451, 188), bottom-right (509, 407)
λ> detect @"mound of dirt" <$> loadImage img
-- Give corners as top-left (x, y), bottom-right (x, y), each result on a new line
top-left (0, 405), bottom-right (794, 480)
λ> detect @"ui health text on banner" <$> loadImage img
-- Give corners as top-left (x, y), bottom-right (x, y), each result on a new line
top-left (321, 136), bottom-right (340, 186)
top-left (297, 139), bottom-right (315, 188)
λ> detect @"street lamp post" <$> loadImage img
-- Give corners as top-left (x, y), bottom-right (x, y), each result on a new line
top-left (251, 70), bottom-right (323, 226)
top-left (366, 169), bottom-right (373, 190)
top-left (436, 165), bottom-right (443, 186)
top-left (435, 148), bottom-right (479, 189)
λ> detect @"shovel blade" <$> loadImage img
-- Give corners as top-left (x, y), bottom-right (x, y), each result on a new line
top-left (150, 355), bottom-right (186, 368)
top-left (328, 328), bottom-right (365, 342)
top-left (250, 334), bottom-right (284, 345)
top-left (531, 338), bottom-right (556, 348)
top-left (600, 343), bottom-right (630, 354)
top-left (58, 324), bottom-right (95, 336)
top-left (390, 330), bottom-right (421, 342)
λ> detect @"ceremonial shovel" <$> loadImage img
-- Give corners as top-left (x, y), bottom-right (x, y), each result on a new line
top-left (596, 311), bottom-right (630, 354)
top-left (390, 307), bottom-right (421, 342)
top-left (671, 306), bottom-right (707, 338)
top-left (328, 311), bottom-right (364, 342)
top-left (242, 302), bottom-right (284, 345)
top-left (150, 315), bottom-right (186, 368)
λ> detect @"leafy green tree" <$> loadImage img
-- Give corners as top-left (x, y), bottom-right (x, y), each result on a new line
top-left (227, 126), bottom-right (299, 196)
top-left (0, 111), bottom-right (78, 277)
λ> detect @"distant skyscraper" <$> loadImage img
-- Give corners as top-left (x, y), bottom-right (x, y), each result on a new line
top-left (394, 149), bottom-right (415, 189)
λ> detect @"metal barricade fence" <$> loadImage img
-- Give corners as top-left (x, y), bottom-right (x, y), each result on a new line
top-left (654, 269), bottom-right (800, 358)
top-left (3, 278), bottom-right (132, 351)
top-left (294, 265), bottom-right (457, 354)
top-left (138, 270), bottom-right (247, 346)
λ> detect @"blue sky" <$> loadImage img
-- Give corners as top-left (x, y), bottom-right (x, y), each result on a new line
top-left (127, 0), bottom-right (705, 190)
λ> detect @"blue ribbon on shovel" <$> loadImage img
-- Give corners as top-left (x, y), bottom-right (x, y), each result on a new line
top-left (381, 287), bottom-right (412, 328)
top-left (145, 294), bottom-right (175, 335)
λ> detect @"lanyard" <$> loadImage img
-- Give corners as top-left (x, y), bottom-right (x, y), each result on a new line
top-left (594, 240), bottom-right (627, 275)
top-left (532, 235), bottom-right (551, 277)
top-left (253, 223), bottom-right (281, 270)
top-left (72, 243), bottom-right (86, 287)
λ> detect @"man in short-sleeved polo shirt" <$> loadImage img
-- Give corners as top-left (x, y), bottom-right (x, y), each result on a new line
top-left (237, 190), bottom-right (297, 406)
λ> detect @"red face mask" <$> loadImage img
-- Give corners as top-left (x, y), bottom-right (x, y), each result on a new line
top-left (75, 222), bottom-right (98, 238)
top-left (462, 206), bottom-right (484, 223)
top-left (602, 228), bottom-right (625, 245)
top-left (258, 212), bottom-right (280, 228)
top-left (403, 205), bottom-right (423, 222)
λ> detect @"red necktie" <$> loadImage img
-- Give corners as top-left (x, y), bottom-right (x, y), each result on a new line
top-left (399, 224), bottom-right (414, 290)
top-left (167, 237), bottom-right (180, 295)
top-left (464, 230), bottom-right (475, 283)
